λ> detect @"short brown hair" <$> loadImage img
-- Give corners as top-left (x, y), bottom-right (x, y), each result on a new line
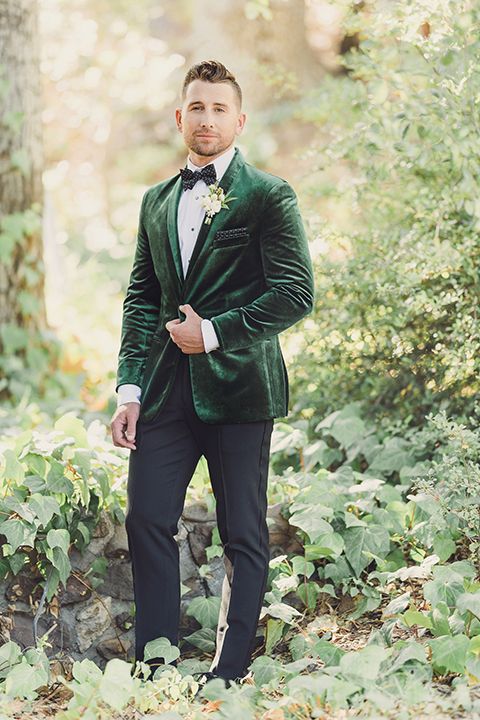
top-left (181, 60), bottom-right (242, 108)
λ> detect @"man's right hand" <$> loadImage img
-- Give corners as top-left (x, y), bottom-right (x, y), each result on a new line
top-left (110, 403), bottom-right (140, 450)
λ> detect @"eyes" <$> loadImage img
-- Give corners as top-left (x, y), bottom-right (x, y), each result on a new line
top-left (190, 105), bottom-right (226, 113)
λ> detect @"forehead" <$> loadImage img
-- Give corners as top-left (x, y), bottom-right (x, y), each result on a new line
top-left (184, 80), bottom-right (237, 107)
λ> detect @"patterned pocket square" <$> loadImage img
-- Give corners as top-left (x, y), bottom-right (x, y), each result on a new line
top-left (214, 227), bottom-right (249, 240)
top-left (213, 227), bottom-right (250, 248)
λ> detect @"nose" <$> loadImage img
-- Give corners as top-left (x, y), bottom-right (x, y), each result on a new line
top-left (201, 110), bottom-right (215, 127)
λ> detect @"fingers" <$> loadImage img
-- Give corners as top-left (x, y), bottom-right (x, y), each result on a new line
top-left (179, 304), bottom-right (196, 318)
top-left (110, 404), bottom-right (140, 450)
top-left (165, 318), bottom-right (181, 332)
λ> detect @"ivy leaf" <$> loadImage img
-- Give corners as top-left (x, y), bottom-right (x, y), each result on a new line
top-left (1, 450), bottom-right (24, 484)
top-left (457, 592), bottom-right (480, 621)
top-left (46, 528), bottom-right (70, 555)
top-left (143, 637), bottom-right (180, 665)
top-left (313, 639), bottom-right (346, 666)
top-left (0, 642), bottom-right (21, 679)
top-left (265, 618), bottom-right (284, 654)
top-left (289, 507), bottom-right (333, 544)
top-left (402, 609), bottom-right (433, 629)
top-left (98, 658), bottom-right (136, 712)
top-left (298, 582), bottom-right (321, 611)
top-left (54, 416), bottom-right (90, 448)
top-left (9, 553), bottom-right (27, 576)
top-left (4, 660), bottom-right (48, 701)
top-left (92, 467), bottom-right (110, 500)
top-left (429, 634), bottom-right (469, 675)
top-left (46, 462), bottom-right (74, 496)
top-left (423, 578), bottom-right (464, 609)
top-left (261, 602), bottom-right (302, 623)
top-left (2, 519), bottom-right (35, 552)
top-left (50, 547), bottom-right (70, 587)
top-left (23, 475), bottom-right (46, 493)
top-left (186, 596), bottom-right (221, 629)
top-left (72, 658), bottom-right (103, 684)
top-left (250, 656), bottom-right (283, 686)
top-left (340, 645), bottom-right (389, 686)
top-left (344, 525), bottom-right (391, 577)
top-left (184, 627), bottom-right (216, 653)
top-left (28, 494), bottom-right (60, 527)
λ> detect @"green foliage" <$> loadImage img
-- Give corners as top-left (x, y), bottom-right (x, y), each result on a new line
top-left (289, 0), bottom-right (480, 426)
top-left (0, 414), bottom-right (127, 600)
top-left (415, 412), bottom-right (480, 574)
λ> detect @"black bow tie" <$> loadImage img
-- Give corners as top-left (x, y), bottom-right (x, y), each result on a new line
top-left (180, 164), bottom-right (217, 191)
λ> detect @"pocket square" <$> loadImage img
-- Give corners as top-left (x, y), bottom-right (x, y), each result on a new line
top-left (214, 227), bottom-right (249, 240)
top-left (213, 227), bottom-right (250, 249)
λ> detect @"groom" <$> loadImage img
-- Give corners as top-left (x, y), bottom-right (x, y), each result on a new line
top-left (110, 60), bottom-right (314, 682)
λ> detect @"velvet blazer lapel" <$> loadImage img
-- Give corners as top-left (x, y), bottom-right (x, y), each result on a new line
top-left (166, 176), bottom-right (184, 285)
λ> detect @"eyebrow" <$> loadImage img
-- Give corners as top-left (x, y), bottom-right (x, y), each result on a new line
top-left (187, 100), bottom-right (229, 109)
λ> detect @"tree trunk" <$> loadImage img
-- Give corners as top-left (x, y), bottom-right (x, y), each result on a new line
top-left (0, 0), bottom-right (45, 350)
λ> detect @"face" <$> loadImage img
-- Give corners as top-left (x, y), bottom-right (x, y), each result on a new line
top-left (175, 80), bottom-right (246, 166)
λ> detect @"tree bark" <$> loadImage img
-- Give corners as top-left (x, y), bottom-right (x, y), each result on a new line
top-left (0, 0), bottom-right (45, 338)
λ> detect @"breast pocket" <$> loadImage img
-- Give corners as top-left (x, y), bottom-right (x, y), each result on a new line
top-left (213, 227), bottom-right (250, 249)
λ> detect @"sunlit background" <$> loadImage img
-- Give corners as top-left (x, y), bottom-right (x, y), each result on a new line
top-left (39, 0), bottom-right (352, 412)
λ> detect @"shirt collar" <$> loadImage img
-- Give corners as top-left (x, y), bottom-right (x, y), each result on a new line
top-left (186, 146), bottom-right (236, 183)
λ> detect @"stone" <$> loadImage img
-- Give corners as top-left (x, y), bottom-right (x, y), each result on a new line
top-left (187, 525), bottom-right (213, 567)
top-left (179, 538), bottom-right (199, 584)
top-left (10, 612), bottom-right (70, 656)
top-left (57, 574), bottom-right (92, 606)
top-left (0, 614), bottom-right (11, 646)
top-left (92, 511), bottom-right (115, 539)
top-left (5, 575), bottom-right (43, 604)
top-left (96, 637), bottom-right (131, 661)
top-left (76, 597), bottom-right (112, 653)
top-left (105, 524), bottom-right (130, 559)
top-left (267, 502), bottom-right (303, 555)
top-left (97, 560), bottom-right (134, 602)
top-left (114, 611), bottom-right (135, 632)
top-left (182, 499), bottom-right (215, 523)
top-left (204, 556), bottom-right (225, 598)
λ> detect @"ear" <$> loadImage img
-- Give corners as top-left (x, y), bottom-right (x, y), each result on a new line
top-left (175, 108), bottom-right (183, 133)
top-left (235, 112), bottom-right (246, 137)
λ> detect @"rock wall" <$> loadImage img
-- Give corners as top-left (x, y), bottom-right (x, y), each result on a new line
top-left (0, 500), bottom-right (300, 668)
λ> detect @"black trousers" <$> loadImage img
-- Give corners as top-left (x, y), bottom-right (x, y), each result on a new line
top-left (126, 355), bottom-right (273, 680)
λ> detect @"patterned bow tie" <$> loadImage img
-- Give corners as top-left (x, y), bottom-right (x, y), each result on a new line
top-left (180, 164), bottom-right (217, 191)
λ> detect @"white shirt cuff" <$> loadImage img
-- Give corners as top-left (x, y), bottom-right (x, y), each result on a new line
top-left (201, 319), bottom-right (220, 353)
top-left (117, 384), bottom-right (141, 406)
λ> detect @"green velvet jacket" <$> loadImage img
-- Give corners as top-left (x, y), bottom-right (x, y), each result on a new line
top-left (116, 148), bottom-right (315, 424)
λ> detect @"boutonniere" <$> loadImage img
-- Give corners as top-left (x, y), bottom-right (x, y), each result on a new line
top-left (200, 183), bottom-right (237, 225)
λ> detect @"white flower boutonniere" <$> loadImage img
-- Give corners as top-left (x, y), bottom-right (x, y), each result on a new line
top-left (200, 182), bottom-right (237, 225)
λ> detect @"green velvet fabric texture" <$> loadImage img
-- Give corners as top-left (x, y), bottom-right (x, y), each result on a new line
top-left (116, 149), bottom-right (315, 424)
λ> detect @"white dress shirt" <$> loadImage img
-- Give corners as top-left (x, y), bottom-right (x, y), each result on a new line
top-left (117, 146), bottom-right (235, 406)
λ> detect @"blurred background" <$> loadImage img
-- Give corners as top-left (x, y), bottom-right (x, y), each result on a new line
top-left (2, 0), bottom-right (354, 420)
top-left (2, 0), bottom-right (480, 435)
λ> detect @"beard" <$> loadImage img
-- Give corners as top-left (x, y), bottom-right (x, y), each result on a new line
top-left (188, 133), bottom-right (234, 158)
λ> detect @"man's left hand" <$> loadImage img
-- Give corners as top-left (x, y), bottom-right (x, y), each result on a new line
top-left (166, 304), bottom-right (204, 354)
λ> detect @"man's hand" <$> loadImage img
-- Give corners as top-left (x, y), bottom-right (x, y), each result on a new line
top-left (166, 304), bottom-right (205, 354)
top-left (110, 402), bottom-right (140, 450)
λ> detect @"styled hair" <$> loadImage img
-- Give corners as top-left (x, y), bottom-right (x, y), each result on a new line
top-left (181, 60), bottom-right (242, 108)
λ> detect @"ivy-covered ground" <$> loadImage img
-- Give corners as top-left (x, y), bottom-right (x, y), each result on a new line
top-left (1, 401), bottom-right (480, 719)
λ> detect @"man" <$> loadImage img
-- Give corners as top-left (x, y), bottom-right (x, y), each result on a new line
top-left (110, 60), bottom-right (314, 683)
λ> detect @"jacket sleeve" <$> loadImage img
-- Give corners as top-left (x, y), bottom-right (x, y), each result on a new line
top-left (210, 181), bottom-right (314, 353)
top-left (116, 194), bottom-right (161, 389)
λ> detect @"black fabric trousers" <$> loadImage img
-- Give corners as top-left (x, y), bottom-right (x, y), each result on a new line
top-left (126, 354), bottom-right (273, 680)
